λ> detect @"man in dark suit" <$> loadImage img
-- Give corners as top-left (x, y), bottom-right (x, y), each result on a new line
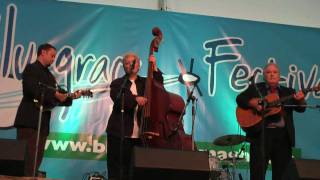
top-left (14, 43), bottom-right (81, 177)
top-left (106, 52), bottom-right (163, 180)
top-left (236, 63), bottom-right (306, 180)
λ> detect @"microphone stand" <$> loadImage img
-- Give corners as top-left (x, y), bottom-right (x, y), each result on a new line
top-left (190, 88), bottom-right (197, 151)
top-left (115, 74), bottom-right (130, 180)
top-left (33, 85), bottom-right (45, 177)
top-left (33, 82), bottom-right (58, 177)
top-left (169, 86), bottom-right (197, 151)
top-left (236, 143), bottom-right (246, 180)
top-left (250, 79), bottom-right (267, 180)
top-left (282, 104), bottom-right (320, 109)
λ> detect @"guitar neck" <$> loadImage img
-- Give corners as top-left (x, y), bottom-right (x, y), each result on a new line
top-left (65, 89), bottom-right (93, 98)
top-left (66, 92), bottom-right (76, 98)
top-left (268, 88), bottom-right (311, 107)
top-left (275, 95), bottom-right (294, 106)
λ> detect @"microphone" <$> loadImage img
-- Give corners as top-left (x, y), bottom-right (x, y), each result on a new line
top-left (249, 71), bottom-right (258, 84)
top-left (239, 173), bottom-right (243, 180)
top-left (130, 59), bottom-right (136, 72)
top-left (248, 75), bottom-right (254, 82)
top-left (238, 144), bottom-right (245, 156)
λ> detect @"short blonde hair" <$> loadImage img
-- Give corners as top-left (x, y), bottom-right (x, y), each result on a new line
top-left (123, 52), bottom-right (140, 64)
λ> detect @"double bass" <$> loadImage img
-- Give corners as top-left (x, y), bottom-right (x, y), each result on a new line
top-left (139, 27), bottom-right (193, 150)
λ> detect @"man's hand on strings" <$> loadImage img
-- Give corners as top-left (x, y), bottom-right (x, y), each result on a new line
top-left (249, 98), bottom-right (263, 111)
top-left (136, 96), bottom-right (147, 106)
top-left (55, 91), bottom-right (68, 102)
top-left (149, 55), bottom-right (158, 72)
top-left (293, 90), bottom-right (305, 101)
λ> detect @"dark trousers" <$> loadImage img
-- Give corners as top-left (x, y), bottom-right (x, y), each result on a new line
top-left (16, 127), bottom-right (48, 177)
top-left (107, 134), bottom-right (141, 180)
top-left (250, 128), bottom-right (292, 180)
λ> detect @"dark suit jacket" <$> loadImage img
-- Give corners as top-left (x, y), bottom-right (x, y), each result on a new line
top-left (236, 82), bottom-right (306, 146)
top-left (14, 61), bottom-right (72, 135)
top-left (107, 71), bottom-right (163, 137)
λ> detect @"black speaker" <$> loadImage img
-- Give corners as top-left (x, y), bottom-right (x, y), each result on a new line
top-left (283, 159), bottom-right (320, 180)
top-left (0, 139), bottom-right (27, 176)
top-left (130, 147), bottom-right (209, 180)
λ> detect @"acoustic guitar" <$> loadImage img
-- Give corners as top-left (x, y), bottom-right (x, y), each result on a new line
top-left (236, 85), bottom-right (320, 132)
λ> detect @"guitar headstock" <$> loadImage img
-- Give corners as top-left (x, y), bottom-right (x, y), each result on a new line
top-left (304, 84), bottom-right (320, 94)
top-left (310, 84), bottom-right (320, 92)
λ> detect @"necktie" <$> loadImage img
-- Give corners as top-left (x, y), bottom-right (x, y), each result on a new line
top-left (130, 80), bottom-right (137, 95)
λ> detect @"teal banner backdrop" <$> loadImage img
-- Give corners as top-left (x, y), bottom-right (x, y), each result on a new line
top-left (1, 0), bottom-right (319, 179)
